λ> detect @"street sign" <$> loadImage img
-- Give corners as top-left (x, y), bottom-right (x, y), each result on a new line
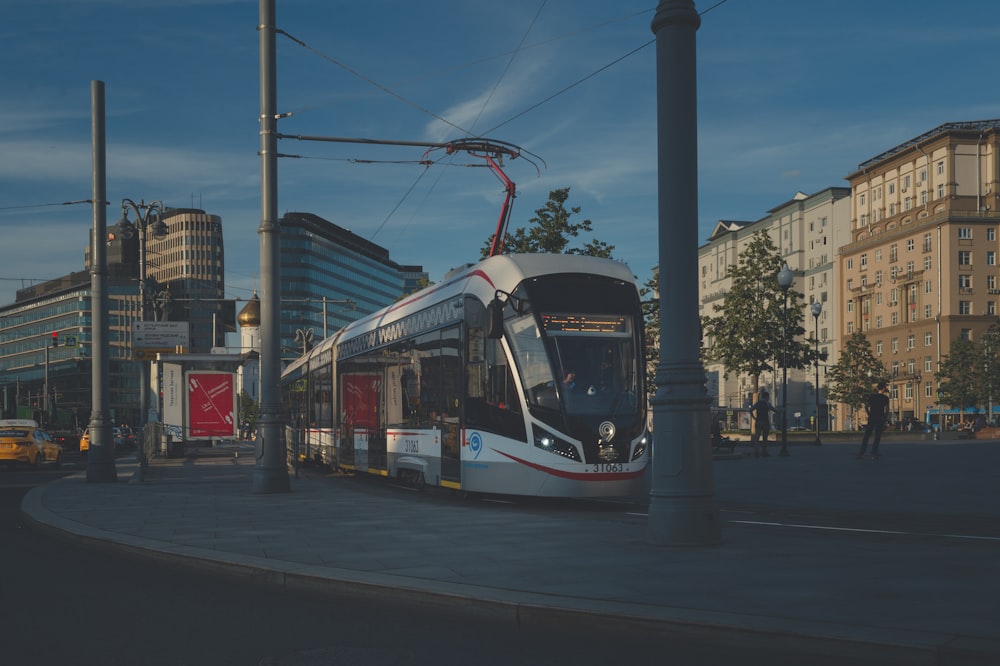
top-left (63, 335), bottom-right (78, 348)
top-left (133, 321), bottom-right (190, 350)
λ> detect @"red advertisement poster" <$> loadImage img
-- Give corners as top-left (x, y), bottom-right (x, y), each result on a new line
top-left (187, 372), bottom-right (236, 439)
top-left (341, 374), bottom-right (380, 430)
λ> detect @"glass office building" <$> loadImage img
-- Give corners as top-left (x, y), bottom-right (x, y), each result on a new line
top-left (279, 212), bottom-right (425, 359)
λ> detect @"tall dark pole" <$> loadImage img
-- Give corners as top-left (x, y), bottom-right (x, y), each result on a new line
top-left (87, 80), bottom-right (116, 483)
top-left (646, 0), bottom-right (720, 546)
top-left (778, 264), bottom-right (793, 458)
top-left (254, 0), bottom-right (290, 493)
top-left (811, 301), bottom-right (822, 445)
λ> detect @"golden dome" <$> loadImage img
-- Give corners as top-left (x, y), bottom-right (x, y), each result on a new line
top-left (238, 291), bottom-right (261, 327)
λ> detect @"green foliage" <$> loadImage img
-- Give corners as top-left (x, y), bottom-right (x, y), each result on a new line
top-left (700, 231), bottom-right (812, 394)
top-left (481, 187), bottom-right (614, 259)
top-left (640, 267), bottom-right (659, 403)
top-left (825, 332), bottom-right (888, 414)
top-left (936, 337), bottom-right (981, 412)
top-left (238, 390), bottom-right (258, 433)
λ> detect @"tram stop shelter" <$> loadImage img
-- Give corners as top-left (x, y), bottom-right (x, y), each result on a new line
top-left (153, 352), bottom-right (250, 454)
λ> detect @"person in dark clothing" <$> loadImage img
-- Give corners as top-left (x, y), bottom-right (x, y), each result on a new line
top-left (749, 391), bottom-right (777, 458)
top-left (858, 382), bottom-right (890, 460)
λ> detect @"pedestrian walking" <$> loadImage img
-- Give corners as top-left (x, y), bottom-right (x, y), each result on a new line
top-left (749, 391), bottom-right (777, 458)
top-left (858, 382), bottom-right (890, 460)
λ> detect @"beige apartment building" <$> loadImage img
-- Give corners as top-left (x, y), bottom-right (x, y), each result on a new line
top-left (699, 188), bottom-right (851, 430)
top-left (840, 120), bottom-right (1000, 427)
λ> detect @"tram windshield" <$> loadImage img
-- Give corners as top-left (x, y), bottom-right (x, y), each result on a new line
top-left (508, 310), bottom-right (640, 419)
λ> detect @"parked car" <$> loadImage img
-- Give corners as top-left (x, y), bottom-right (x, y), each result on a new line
top-left (0, 419), bottom-right (62, 469)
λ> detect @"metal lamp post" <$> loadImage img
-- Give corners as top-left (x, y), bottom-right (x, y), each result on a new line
top-left (116, 198), bottom-right (168, 467)
top-left (777, 264), bottom-right (794, 457)
top-left (811, 301), bottom-right (822, 445)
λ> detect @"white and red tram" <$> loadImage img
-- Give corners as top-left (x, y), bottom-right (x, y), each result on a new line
top-left (280, 253), bottom-right (650, 497)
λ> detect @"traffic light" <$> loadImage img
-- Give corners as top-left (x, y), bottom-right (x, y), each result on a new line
top-left (51, 331), bottom-right (58, 347)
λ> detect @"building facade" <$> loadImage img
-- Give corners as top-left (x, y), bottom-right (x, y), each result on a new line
top-left (840, 120), bottom-right (1000, 426)
top-left (278, 212), bottom-right (425, 359)
top-left (0, 271), bottom-right (141, 429)
top-left (699, 188), bottom-right (852, 430)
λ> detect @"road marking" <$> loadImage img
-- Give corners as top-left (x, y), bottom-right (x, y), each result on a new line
top-left (730, 519), bottom-right (1000, 542)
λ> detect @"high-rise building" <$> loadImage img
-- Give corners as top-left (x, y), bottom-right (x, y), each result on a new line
top-left (278, 212), bottom-right (425, 358)
top-left (698, 188), bottom-right (851, 429)
top-left (840, 120), bottom-right (1000, 427)
top-left (145, 208), bottom-right (232, 352)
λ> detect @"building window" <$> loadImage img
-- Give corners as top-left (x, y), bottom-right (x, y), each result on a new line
top-left (875, 315), bottom-right (883, 328)
top-left (876, 341), bottom-right (883, 355)
top-left (959, 274), bottom-right (972, 289)
top-left (889, 182), bottom-right (896, 195)
top-left (959, 301), bottom-right (972, 315)
top-left (925, 280), bottom-right (933, 294)
top-left (925, 382), bottom-right (934, 398)
top-left (860, 253), bottom-right (868, 268)
top-left (959, 251), bottom-right (972, 265)
top-left (892, 338), bottom-right (899, 353)
top-left (924, 305), bottom-right (932, 319)
top-left (989, 228), bottom-right (996, 241)
top-left (924, 256), bottom-right (932, 271)
top-left (875, 249), bottom-right (883, 262)
top-left (937, 184), bottom-right (945, 199)
top-left (890, 245), bottom-right (898, 262)
top-left (906, 239), bottom-right (915, 252)
top-left (958, 227), bottom-right (973, 240)
top-left (937, 160), bottom-right (944, 175)
top-left (989, 251), bottom-right (997, 266)
top-left (990, 275), bottom-right (997, 290)
top-left (907, 335), bottom-right (915, 350)
top-left (961, 329), bottom-right (972, 341)
top-left (846, 258), bottom-right (853, 270)
top-left (923, 233), bottom-right (932, 252)
top-left (906, 261), bottom-right (915, 275)
top-left (891, 312), bottom-right (899, 326)
top-left (989, 302), bottom-right (997, 316)
top-left (925, 332), bottom-right (933, 346)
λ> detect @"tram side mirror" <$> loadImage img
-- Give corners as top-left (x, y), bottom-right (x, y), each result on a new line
top-left (487, 298), bottom-right (505, 339)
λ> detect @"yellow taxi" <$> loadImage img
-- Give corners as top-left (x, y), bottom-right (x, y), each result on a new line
top-left (0, 419), bottom-right (62, 469)
top-left (79, 429), bottom-right (90, 454)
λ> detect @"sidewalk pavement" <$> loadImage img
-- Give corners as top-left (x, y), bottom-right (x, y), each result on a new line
top-left (20, 439), bottom-right (1000, 665)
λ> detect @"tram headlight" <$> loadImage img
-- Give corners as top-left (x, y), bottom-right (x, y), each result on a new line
top-left (631, 432), bottom-right (649, 461)
top-left (532, 426), bottom-right (581, 462)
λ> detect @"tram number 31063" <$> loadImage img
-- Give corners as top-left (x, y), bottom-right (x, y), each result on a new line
top-left (590, 463), bottom-right (624, 473)
top-left (403, 439), bottom-right (420, 454)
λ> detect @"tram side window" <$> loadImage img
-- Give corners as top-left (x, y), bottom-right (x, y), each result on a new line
top-left (311, 353), bottom-right (332, 430)
top-left (465, 301), bottom-right (526, 442)
top-left (384, 341), bottom-right (417, 428)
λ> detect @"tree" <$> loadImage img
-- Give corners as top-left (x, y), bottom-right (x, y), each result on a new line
top-left (825, 331), bottom-right (888, 427)
top-left (700, 231), bottom-right (812, 398)
top-left (238, 390), bottom-right (259, 438)
top-left (937, 337), bottom-right (981, 421)
top-left (639, 267), bottom-right (659, 405)
top-left (481, 187), bottom-right (614, 259)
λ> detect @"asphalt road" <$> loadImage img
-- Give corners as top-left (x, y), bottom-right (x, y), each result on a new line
top-left (5, 461), bottom-right (854, 666)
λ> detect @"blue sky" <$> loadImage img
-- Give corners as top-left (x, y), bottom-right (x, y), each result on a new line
top-left (1, 0), bottom-right (998, 308)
